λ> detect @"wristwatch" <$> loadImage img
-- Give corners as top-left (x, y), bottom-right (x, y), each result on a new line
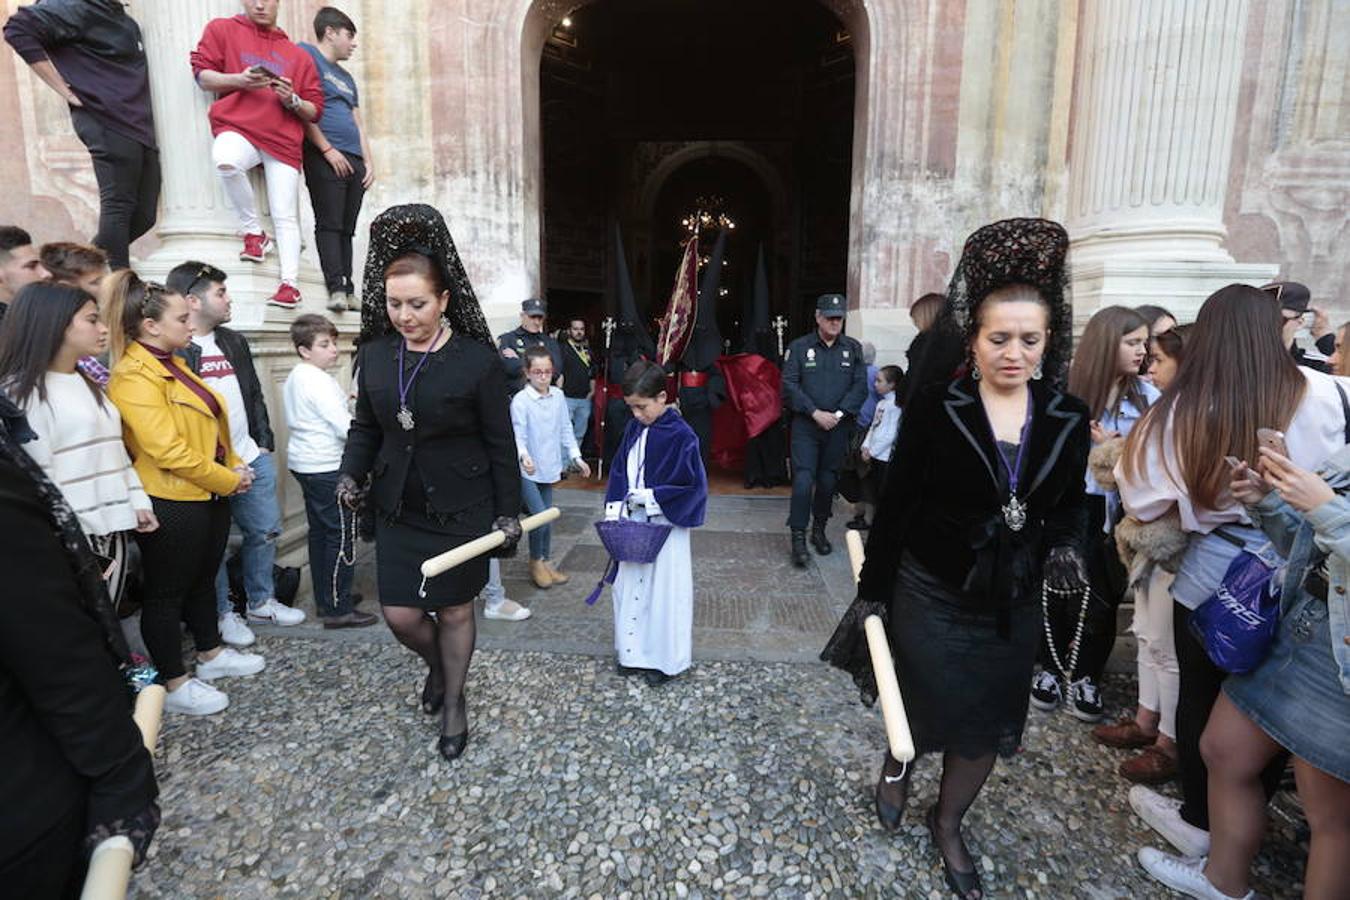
top-left (833, 410), bottom-right (844, 420)
top-left (286, 92), bottom-right (302, 111)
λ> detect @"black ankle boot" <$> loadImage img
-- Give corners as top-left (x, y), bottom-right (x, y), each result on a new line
top-left (790, 530), bottom-right (809, 568)
top-left (810, 523), bottom-right (832, 555)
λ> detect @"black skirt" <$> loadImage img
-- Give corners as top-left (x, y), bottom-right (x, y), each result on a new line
top-left (888, 553), bottom-right (1041, 759)
top-left (374, 471), bottom-right (489, 609)
top-left (375, 514), bottom-right (487, 609)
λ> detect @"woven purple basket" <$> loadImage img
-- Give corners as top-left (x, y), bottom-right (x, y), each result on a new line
top-left (594, 518), bottom-right (672, 563)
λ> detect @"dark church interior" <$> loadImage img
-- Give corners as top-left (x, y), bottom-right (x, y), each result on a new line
top-left (539, 0), bottom-right (856, 344)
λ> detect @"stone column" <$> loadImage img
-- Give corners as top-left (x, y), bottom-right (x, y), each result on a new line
top-left (132, 0), bottom-right (325, 327)
top-left (130, 1), bottom-right (332, 573)
top-left (1065, 0), bottom-right (1275, 321)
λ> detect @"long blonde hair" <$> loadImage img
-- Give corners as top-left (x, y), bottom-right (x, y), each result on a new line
top-left (1123, 285), bottom-right (1306, 511)
top-left (99, 270), bottom-right (179, 364)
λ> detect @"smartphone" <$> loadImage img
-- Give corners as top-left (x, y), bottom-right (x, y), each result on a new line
top-left (1256, 428), bottom-right (1288, 457)
top-left (1223, 455), bottom-right (1241, 468)
top-left (247, 63), bottom-right (280, 80)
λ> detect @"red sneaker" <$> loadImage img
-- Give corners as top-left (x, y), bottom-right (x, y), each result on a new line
top-left (267, 282), bottom-right (301, 309)
top-left (239, 232), bottom-right (273, 263)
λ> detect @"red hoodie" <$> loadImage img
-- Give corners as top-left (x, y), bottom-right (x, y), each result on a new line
top-left (190, 15), bottom-right (323, 169)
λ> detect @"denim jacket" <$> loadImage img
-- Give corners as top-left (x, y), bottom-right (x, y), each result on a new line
top-left (1246, 444), bottom-right (1350, 695)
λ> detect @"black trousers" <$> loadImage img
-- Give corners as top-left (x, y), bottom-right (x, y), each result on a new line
top-left (302, 146), bottom-right (367, 293)
top-left (787, 415), bottom-right (851, 530)
top-left (1173, 601), bottom-right (1287, 830)
top-left (135, 497), bottom-right (231, 680)
top-left (69, 109), bottom-right (161, 270)
top-left (0, 799), bottom-right (85, 899)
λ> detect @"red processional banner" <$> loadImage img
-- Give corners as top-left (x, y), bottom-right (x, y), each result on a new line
top-left (654, 235), bottom-right (700, 366)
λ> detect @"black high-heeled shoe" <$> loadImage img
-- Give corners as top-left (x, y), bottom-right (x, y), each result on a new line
top-left (926, 805), bottom-right (983, 900)
top-left (438, 731), bottom-right (468, 761)
top-left (874, 781), bottom-right (904, 833)
top-left (874, 752), bottom-right (909, 833)
top-left (420, 672), bottom-right (444, 715)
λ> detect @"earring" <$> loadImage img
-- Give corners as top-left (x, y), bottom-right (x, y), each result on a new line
top-left (1032, 361), bottom-right (1043, 381)
top-left (971, 363), bottom-right (981, 381)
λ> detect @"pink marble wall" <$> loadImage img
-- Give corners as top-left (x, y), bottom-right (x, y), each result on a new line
top-left (0, 0), bottom-right (1345, 322)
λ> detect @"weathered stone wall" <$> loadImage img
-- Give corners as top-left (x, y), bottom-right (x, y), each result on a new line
top-left (0, 0), bottom-right (1345, 563)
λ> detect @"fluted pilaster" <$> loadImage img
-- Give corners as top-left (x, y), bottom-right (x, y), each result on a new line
top-left (1067, 0), bottom-right (1247, 263)
top-left (130, 0), bottom-right (324, 323)
top-left (1064, 0), bottom-right (1276, 320)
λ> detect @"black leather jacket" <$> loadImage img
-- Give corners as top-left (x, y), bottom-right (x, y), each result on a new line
top-left (178, 326), bottom-right (275, 451)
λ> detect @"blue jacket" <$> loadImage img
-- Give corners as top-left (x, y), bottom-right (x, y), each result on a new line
top-left (1247, 444), bottom-right (1350, 695)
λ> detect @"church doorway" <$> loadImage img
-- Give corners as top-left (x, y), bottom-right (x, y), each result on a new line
top-left (536, 0), bottom-right (856, 345)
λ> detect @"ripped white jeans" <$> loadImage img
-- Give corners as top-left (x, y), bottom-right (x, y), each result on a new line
top-left (212, 130), bottom-right (301, 283)
top-left (1132, 565), bottom-right (1181, 738)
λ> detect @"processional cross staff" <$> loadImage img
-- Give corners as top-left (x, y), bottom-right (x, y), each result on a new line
top-left (598, 316), bottom-right (616, 479)
top-left (771, 315), bottom-right (788, 358)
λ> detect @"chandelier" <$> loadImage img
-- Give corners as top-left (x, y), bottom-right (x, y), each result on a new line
top-left (679, 195), bottom-right (736, 272)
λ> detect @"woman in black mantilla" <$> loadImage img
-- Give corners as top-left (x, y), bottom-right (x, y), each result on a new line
top-left (822, 219), bottom-right (1090, 899)
top-left (339, 204), bottom-right (522, 763)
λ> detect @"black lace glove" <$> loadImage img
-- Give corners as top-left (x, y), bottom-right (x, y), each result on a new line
top-left (336, 473), bottom-right (366, 510)
top-left (1045, 545), bottom-right (1088, 593)
top-left (84, 801), bottom-right (161, 869)
top-left (490, 515), bottom-right (523, 559)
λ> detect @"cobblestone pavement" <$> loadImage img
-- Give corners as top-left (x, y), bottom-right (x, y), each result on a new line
top-left (131, 492), bottom-right (1307, 898)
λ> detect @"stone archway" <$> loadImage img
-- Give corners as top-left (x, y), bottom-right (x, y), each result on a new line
top-left (517, 0), bottom-right (876, 311)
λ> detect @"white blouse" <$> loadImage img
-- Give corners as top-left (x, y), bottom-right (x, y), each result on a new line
top-left (1116, 368), bottom-right (1350, 534)
top-left (20, 371), bottom-right (151, 537)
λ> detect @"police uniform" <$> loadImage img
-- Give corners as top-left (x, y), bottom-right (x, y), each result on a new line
top-left (496, 298), bottom-right (564, 393)
top-left (780, 294), bottom-right (868, 560)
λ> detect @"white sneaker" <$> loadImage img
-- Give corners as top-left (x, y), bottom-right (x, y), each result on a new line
top-left (196, 646), bottom-right (266, 681)
top-left (247, 598), bottom-right (306, 626)
top-left (1138, 849), bottom-right (1252, 899)
top-left (218, 611), bottom-right (256, 647)
top-left (163, 677), bottom-right (229, 716)
top-left (1129, 785), bottom-right (1211, 858)
top-left (484, 598), bottom-right (532, 621)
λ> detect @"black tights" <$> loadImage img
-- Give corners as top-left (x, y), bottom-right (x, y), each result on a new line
top-left (879, 750), bottom-right (996, 886)
top-left (383, 604), bottom-right (476, 736)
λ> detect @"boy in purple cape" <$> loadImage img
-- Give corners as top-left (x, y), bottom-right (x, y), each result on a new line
top-left (603, 360), bottom-right (708, 685)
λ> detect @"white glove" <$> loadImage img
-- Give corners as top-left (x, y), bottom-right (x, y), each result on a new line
top-left (626, 488), bottom-right (660, 517)
top-left (604, 501), bottom-right (623, 522)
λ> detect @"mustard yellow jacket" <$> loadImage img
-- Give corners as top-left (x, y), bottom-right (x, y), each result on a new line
top-left (108, 341), bottom-right (243, 501)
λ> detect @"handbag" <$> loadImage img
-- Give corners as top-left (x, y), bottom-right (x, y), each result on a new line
top-left (1188, 547), bottom-right (1281, 674)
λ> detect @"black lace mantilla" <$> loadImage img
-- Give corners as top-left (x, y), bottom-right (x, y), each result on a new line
top-left (359, 204), bottom-right (495, 350)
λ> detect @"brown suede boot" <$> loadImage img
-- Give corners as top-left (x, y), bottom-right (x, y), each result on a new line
top-left (545, 561), bottom-right (570, 584)
top-left (529, 559), bottom-right (553, 589)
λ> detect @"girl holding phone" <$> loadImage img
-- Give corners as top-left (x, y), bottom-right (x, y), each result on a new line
top-left (1140, 445), bottom-right (1350, 899)
top-left (1117, 285), bottom-right (1348, 866)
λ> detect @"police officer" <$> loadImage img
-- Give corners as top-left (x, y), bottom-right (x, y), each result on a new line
top-left (781, 293), bottom-right (868, 567)
top-left (497, 298), bottom-right (564, 392)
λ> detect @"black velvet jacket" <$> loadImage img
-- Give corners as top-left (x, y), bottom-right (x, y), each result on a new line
top-left (857, 376), bottom-right (1090, 610)
top-left (341, 333), bottom-right (520, 535)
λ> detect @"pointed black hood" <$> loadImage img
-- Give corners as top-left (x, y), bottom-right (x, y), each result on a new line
top-left (683, 230), bottom-right (726, 370)
top-left (609, 222), bottom-right (654, 364)
top-left (745, 243), bottom-right (773, 354)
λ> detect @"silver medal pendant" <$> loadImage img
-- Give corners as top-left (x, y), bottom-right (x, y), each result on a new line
top-left (397, 405), bottom-right (415, 431)
top-left (1003, 495), bottom-right (1027, 532)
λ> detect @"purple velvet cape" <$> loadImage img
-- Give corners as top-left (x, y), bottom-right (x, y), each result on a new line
top-left (603, 408), bottom-right (708, 528)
